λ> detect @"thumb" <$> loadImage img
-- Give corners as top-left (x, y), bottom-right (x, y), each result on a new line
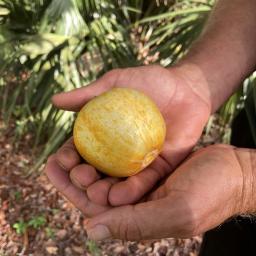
top-left (51, 69), bottom-right (121, 111)
top-left (84, 196), bottom-right (195, 241)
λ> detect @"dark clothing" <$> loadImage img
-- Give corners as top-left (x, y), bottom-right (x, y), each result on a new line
top-left (231, 109), bottom-right (255, 149)
top-left (199, 109), bottom-right (256, 256)
top-left (199, 216), bottom-right (256, 256)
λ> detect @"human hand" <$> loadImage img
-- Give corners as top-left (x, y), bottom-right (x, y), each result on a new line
top-left (84, 144), bottom-right (254, 241)
top-left (45, 64), bottom-right (211, 209)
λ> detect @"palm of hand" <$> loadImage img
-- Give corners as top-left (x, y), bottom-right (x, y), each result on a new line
top-left (45, 65), bottom-right (210, 217)
top-left (85, 145), bottom-right (245, 241)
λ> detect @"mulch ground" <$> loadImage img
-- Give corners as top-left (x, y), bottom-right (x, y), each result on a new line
top-left (0, 116), bottom-right (224, 256)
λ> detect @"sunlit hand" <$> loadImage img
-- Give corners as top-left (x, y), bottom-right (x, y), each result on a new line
top-left (45, 64), bottom-right (211, 210)
top-left (84, 144), bottom-right (251, 241)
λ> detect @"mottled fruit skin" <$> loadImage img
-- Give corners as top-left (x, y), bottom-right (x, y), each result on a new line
top-left (73, 87), bottom-right (166, 177)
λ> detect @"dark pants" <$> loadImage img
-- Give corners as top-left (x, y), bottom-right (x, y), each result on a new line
top-left (199, 109), bottom-right (256, 256)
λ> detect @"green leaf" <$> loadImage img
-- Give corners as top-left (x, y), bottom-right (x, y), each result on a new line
top-left (28, 216), bottom-right (47, 229)
top-left (245, 74), bottom-right (256, 145)
top-left (137, 7), bottom-right (211, 24)
top-left (21, 33), bottom-right (68, 57)
top-left (0, 7), bottom-right (9, 15)
top-left (13, 220), bottom-right (27, 235)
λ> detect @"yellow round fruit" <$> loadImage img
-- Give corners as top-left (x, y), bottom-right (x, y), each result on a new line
top-left (73, 87), bottom-right (166, 177)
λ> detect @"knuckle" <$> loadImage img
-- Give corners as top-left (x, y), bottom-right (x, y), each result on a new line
top-left (118, 206), bottom-right (143, 241)
top-left (57, 146), bottom-right (74, 157)
top-left (69, 171), bottom-right (85, 190)
top-left (56, 147), bottom-right (79, 170)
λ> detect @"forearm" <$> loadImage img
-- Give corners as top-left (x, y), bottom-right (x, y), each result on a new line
top-left (179, 0), bottom-right (256, 112)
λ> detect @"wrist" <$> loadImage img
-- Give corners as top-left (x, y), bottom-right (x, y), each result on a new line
top-left (233, 148), bottom-right (256, 215)
top-left (168, 62), bottom-right (212, 112)
top-left (179, 55), bottom-right (248, 113)
top-left (172, 0), bottom-right (256, 113)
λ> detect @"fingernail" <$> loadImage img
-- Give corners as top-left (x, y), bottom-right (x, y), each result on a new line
top-left (70, 173), bottom-right (86, 190)
top-left (87, 225), bottom-right (111, 241)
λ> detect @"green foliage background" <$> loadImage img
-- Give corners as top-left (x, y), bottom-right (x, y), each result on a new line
top-left (0, 0), bottom-right (255, 173)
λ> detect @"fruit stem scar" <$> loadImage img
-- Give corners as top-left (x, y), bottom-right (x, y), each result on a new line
top-left (142, 149), bottom-right (159, 168)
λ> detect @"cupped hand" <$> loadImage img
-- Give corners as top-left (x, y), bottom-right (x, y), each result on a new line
top-left (84, 144), bottom-right (249, 241)
top-left (45, 64), bottom-right (211, 210)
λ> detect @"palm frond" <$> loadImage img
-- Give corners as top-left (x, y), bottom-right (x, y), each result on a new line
top-left (1, 0), bottom-right (215, 174)
top-left (244, 72), bottom-right (256, 144)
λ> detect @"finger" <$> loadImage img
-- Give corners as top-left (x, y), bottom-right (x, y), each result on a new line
top-left (44, 154), bottom-right (109, 217)
top-left (108, 157), bottom-right (171, 206)
top-left (70, 164), bottom-right (101, 189)
top-left (56, 137), bottom-right (81, 171)
top-left (87, 177), bottom-right (120, 206)
top-left (85, 196), bottom-right (191, 241)
top-left (51, 69), bottom-right (121, 111)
